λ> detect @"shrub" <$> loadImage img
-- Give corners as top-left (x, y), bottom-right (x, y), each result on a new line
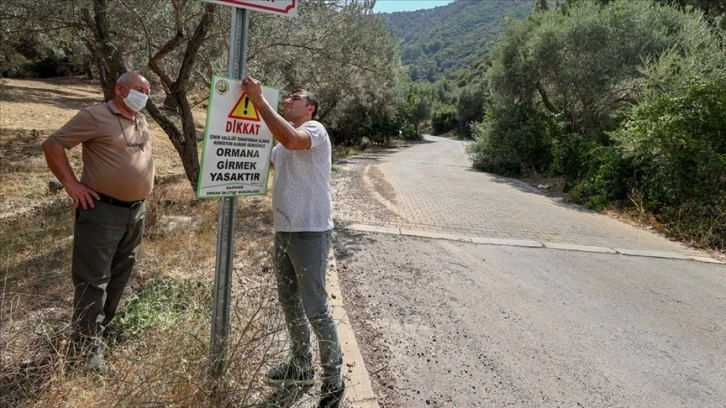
top-left (456, 86), bottom-right (488, 138)
top-left (609, 75), bottom-right (726, 249)
top-left (569, 145), bottom-right (633, 211)
top-left (467, 102), bottom-right (557, 176)
top-left (431, 104), bottom-right (458, 134)
top-left (547, 130), bottom-right (599, 182)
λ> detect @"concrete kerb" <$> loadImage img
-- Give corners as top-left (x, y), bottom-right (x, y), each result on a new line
top-left (327, 252), bottom-right (380, 408)
top-left (341, 224), bottom-right (724, 265)
top-left (543, 242), bottom-right (617, 254)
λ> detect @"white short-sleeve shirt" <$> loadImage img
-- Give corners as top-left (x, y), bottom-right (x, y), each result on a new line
top-left (270, 120), bottom-right (333, 232)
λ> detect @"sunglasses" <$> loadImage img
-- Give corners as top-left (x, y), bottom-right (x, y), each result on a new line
top-left (286, 95), bottom-right (307, 102)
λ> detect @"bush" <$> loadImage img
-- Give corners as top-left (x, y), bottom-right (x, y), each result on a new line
top-left (568, 145), bottom-right (633, 211)
top-left (456, 86), bottom-right (488, 138)
top-left (609, 75), bottom-right (726, 249)
top-left (329, 102), bottom-right (397, 147)
top-left (431, 104), bottom-right (458, 134)
top-left (547, 131), bottom-right (598, 181)
top-left (329, 84), bottom-right (422, 147)
top-left (399, 122), bottom-right (419, 140)
top-left (467, 102), bottom-right (557, 176)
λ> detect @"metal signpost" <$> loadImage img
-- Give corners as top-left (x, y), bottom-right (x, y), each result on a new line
top-left (202, 0), bottom-right (296, 378)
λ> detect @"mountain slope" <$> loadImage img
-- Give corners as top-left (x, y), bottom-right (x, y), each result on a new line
top-left (381, 0), bottom-right (534, 82)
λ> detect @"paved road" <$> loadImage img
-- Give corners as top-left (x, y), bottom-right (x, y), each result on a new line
top-left (330, 135), bottom-right (725, 407)
top-left (334, 135), bottom-right (714, 260)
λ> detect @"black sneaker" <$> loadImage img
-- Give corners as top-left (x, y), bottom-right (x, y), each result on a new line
top-left (265, 362), bottom-right (314, 385)
top-left (319, 380), bottom-right (345, 408)
top-left (102, 326), bottom-right (125, 344)
top-left (85, 342), bottom-right (106, 370)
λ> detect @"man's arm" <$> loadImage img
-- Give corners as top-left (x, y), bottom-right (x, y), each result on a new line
top-left (41, 139), bottom-right (97, 209)
top-left (242, 76), bottom-right (311, 150)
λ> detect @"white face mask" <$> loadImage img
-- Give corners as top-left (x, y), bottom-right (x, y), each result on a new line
top-left (123, 88), bottom-right (149, 112)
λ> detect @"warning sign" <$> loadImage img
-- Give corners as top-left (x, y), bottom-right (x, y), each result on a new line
top-left (229, 92), bottom-right (260, 121)
top-left (202, 0), bottom-right (297, 17)
top-left (196, 75), bottom-right (280, 199)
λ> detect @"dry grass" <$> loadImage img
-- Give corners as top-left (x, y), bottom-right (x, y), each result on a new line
top-left (0, 78), bottom-right (309, 407)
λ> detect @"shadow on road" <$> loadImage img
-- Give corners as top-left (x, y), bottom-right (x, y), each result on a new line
top-left (472, 170), bottom-right (597, 214)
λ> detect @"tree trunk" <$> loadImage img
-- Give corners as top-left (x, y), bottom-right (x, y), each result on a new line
top-left (144, 102), bottom-right (200, 188)
top-left (82, 0), bottom-right (127, 101)
top-left (146, 3), bottom-right (217, 192)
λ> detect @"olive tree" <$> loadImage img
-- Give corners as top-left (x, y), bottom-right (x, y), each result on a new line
top-left (3, 0), bottom-right (402, 190)
top-left (1, 0), bottom-right (225, 186)
top-left (244, 0), bottom-right (402, 143)
top-left (0, 1), bottom-right (90, 77)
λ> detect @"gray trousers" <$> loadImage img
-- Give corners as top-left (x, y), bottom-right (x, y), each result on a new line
top-left (273, 230), bottom-right (342, 386)
top-left (71, 201), bottom-right (145, 339)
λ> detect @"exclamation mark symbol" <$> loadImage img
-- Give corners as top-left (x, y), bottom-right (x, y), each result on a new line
top-left (243, 96), bottom-right (249, 115)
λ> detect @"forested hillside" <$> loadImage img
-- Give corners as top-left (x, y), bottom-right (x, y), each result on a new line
top-left (381, 0), bottom-right (534, 82)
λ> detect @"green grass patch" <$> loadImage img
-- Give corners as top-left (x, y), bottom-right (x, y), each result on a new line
top-left (113, 275), bottom-right (213, 340)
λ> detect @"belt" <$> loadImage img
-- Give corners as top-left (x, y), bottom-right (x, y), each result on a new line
top-left (96, 193), bottom-right (145, 208)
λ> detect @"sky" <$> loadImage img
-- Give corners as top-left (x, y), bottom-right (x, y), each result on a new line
top-left (372, 0), bottom-right (456, 14)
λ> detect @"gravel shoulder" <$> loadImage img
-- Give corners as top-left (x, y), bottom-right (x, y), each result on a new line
top-left (330, 146), bottom-right (726, 407)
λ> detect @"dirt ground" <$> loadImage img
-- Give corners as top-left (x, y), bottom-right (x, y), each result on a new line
top-left (0, 77), bottom-right (284, 407)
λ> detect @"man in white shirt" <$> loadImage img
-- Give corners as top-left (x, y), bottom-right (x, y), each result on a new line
top-left (242, 76), bottom-right (344, 408)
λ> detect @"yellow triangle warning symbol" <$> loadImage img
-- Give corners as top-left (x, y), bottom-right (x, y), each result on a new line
top-left (229, 92), bottom-right (260, 121)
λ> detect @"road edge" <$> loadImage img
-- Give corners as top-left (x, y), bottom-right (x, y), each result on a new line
top-left (328, 251), bottom-right (380, 408)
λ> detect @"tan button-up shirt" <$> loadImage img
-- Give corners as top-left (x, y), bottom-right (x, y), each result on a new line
top-left (49, 101), bottom-right (154, 201)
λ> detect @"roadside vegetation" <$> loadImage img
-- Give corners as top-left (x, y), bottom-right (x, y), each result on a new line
top-left (465, 0), bottom-right (725, 251)
top-left (391, 0), bottom-right (724, 251)
top-left (382, 0), bottom-right (724, 251)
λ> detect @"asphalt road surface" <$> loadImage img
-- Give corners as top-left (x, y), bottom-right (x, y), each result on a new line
top-left (331, 135), bottom-right (726, 408)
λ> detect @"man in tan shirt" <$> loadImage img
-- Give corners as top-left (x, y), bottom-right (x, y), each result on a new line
top-left (42, 72), bottom-right (154, 369)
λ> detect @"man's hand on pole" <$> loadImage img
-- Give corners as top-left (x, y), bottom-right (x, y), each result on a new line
top-left (242, 76), bottom-right (264, 106)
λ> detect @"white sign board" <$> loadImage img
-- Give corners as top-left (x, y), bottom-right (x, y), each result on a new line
top-left (197, 75), bottom-right (279, 198)
top-left (203, 0), bottom-right (297, 17)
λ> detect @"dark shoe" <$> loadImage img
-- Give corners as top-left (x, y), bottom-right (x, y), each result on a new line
top-left (102, 326), bottom-right (125, 344)
top-left (319, 380), bottom-right (345, 408)
top-left (265, 362), bottom-right (314, 385)
top-left (85, 342), bottom-right (106, 370)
